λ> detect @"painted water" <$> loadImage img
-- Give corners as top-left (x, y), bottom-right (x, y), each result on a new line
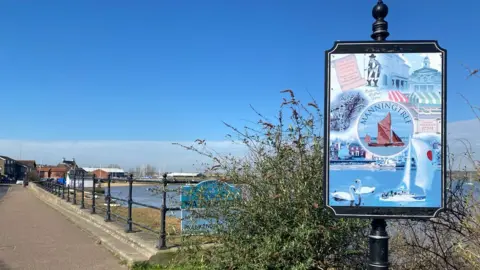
top-left (329, 168), bottom-right (442, 207)
top-left (358, 136), bottom-right (410, 156)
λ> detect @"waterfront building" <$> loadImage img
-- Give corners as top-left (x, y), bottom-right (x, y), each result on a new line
top-left (167, 172), bottom-right (203, 178)
top-left (408, 56), bottom-right (442, 133)
top-left (83, 167), bottom-right (126, 178)
top-left (329, 143), bottom-right (339, 160)
top-left (65, 168), bottom-right (93, 188)
top-left (38, 166), bottom-right (69, 179)
top-left (409, 56), bottom-right (442, 94)
top-left (348, 143), bottom-right (366, 158)
top-left (0, 156), bottom-right (17, 179)
top-left (329, 139), bottom-right (345, 160)
top-left (409, 56), bottom-right (442, 111)
top-left (375, 54), bottom-right (411, 91)
top-left (59, 158), bottom-right (79, 169)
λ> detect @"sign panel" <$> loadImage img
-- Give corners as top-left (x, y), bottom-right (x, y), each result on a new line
top-left (180, 180), bottom-right (239, 233)
top-left (324, 41), bottom-right (447, 218)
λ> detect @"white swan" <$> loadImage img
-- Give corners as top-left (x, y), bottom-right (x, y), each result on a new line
top-left (331, 185), bottom-right (356, 202)
top-left (354, 179), bottom-right (375, 194)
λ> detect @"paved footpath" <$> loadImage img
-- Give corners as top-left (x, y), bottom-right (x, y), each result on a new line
top-left (0, 185), bottom-right (127, 270)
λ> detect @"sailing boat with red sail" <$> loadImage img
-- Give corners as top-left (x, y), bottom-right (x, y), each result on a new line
top-left (365, 112), bottom-right (405, 147)
top-left (364, 134), bottom-right (371, 143)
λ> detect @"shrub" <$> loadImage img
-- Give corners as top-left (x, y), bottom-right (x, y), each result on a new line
top-left (173, 90), bottom-right (369, 269)
top-left (390, 90), bottom-right (480, 269)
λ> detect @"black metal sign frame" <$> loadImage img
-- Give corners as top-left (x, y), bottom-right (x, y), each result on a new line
top-left (323, 40), bottom-right (447, 219)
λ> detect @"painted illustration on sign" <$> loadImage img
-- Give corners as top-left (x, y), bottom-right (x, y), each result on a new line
top-left (180, 180), bottom-right (240, 233)
top-left (327, 48), bottom-right (445, 212)
top-left (333, 54), bottom-right (366, 91)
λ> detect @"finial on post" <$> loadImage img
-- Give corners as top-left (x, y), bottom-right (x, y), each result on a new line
top-left (371, 0), bottom-right (390, 41)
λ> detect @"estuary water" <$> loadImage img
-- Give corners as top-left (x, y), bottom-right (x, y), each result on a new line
top-left (109, 176), bottom-right (477, 216)
top-left (110, 184), bottom-right (182, 218)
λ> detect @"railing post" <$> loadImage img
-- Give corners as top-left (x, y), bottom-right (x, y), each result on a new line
top-left (105, 173), bottom-right (112, 222)
top-left (91, 174), bottom-right (96, 214)
top-left (61, 173), bottom-right (66, 199)
top-left (157, 173), bottom-right (168, 249)
top-left (80, 171), bottom-right (85, 209)
top-left (57, 183), bottom-right (62, 197)
top-left (67, 184), bottom-right (71, 202)
top-left (125, 174), bottom-right (134, 233)
top-left (73, 170), bottom-right (77, 205)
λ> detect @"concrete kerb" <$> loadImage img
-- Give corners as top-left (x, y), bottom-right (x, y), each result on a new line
top-left (28, 183), bottom-right (179, 264)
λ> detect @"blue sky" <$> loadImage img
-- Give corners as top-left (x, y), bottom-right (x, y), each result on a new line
top-left (0, 0), bottom-right (479, 169)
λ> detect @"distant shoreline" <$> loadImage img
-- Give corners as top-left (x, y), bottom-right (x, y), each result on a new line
top-left (108, 182), bottom-right (154, 187)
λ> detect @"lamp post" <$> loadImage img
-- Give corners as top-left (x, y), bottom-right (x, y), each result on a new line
top-left (368, 2), bottom-right (390, 269)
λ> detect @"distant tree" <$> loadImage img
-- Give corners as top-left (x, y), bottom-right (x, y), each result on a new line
top-left (142, 164), bottom-right (155, 176)
top-left (133, 164), bottom-right (158, 177)
top-left (106, 164), bottom-right (121, 168)
top-left (26, 171), bottom-right (40, 182)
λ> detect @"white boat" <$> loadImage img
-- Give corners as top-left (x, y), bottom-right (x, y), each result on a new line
top-left (104, 203), bottom-right (120, 207)
top-left (380, 159), bottom-right (397, 168)
top-left (104, 199), bottom-right (120, 207)
top-left (380, 137), bottom-right (435, 202)
top-left (368, 163), bottom-right (381, 168)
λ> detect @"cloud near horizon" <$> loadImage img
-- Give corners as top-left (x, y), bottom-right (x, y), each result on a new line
top-left (1, 119), bottom-right (479, 172)
top-left (0, 139), bottom-right (247, 172)
top-left (447, 118), bottom-right (480, 170)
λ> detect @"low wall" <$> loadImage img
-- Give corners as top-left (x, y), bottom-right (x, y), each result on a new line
top-left (28, 182), bottom-right (177, 265)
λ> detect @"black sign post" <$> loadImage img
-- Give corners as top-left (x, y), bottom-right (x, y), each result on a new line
top-left (323, 1), bottom-right (447, 269)
top-left (369, 2), bottom-right (390, 269)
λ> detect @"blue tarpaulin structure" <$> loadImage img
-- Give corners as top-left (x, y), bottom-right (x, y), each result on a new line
top-left (57, 178), bottom-right (66, 185)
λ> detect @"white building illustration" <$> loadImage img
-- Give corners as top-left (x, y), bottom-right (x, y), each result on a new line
top-left (375, 54), bottom-right (411, 91)
top-left (409, 56), bottom-right (443, 133)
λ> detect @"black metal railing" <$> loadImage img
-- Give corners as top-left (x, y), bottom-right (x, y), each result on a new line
top-left (36, 171), bottom-right (200, 249)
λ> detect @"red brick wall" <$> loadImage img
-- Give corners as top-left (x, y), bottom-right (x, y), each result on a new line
top-left (92, 169), bottom-right (109, 179)
top-left (38, 168), bottom-right (68, 179)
